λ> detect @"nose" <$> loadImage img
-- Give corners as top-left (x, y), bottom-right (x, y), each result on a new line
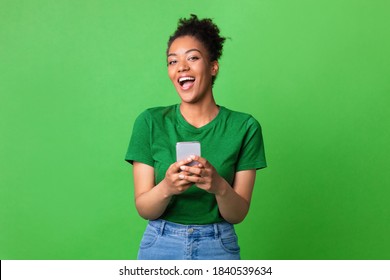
top-left (178, 61), bottom-right (190, 72)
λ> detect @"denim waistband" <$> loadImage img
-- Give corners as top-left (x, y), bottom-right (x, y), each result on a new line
top-left (148, 219), bottom-right (234, 238)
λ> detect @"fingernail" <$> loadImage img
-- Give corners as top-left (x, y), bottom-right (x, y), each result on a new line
top-left (187, 157), bottom-right (192, 161)
top-left (179, 174), bottom-right (184, 179)
top-left (180, 166), bottom-right (186, 171)
top-left (190, 155), bottom-right (196, 159)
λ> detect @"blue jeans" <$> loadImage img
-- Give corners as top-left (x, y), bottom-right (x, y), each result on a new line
top-left (137, 219), bottom-right (241, 260)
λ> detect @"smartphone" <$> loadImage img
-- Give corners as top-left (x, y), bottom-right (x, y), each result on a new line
top-left (176, 141), bottom-right (201, 166)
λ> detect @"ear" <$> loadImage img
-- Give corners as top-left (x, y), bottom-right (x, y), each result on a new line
top-left (210, 61), bottom-right (219, 76)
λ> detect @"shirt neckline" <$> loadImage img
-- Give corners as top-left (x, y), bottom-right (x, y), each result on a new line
top-left (175, 104), bottom-right (225, 133)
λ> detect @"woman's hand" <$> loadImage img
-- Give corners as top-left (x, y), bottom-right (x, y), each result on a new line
top-left (163, 157), bottom-right (199, 197)
top-left (178, 155), bottom-right (227, 196)
top-left (133, 158), bottom-right (199, 220)
top-left (178, 156), bottom-right (257, 223)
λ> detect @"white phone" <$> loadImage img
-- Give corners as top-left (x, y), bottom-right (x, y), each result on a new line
top-left (176, 141), bottom-right (201, 166)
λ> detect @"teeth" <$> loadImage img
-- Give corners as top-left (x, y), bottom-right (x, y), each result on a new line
top-left (178, 77), bottom-right (195, 83)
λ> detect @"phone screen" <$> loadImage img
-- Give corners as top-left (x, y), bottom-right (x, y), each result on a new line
top-left (176, 141), bottom-right (201, 166)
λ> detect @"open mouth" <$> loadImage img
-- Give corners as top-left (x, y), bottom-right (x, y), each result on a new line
top-left (178, 76), bottom-right (195, 90)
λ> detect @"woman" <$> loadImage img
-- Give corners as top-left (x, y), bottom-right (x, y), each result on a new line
top-left (125, 15), bottom-right (266, 260)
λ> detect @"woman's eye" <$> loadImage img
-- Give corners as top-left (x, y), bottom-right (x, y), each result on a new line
top-left (188, 56), bottom-right (199, 61)
top-left (168, 60), bottom-right (177, 66)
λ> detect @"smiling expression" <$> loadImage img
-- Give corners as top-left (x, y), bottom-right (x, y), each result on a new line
top-left (167, 36), bottom-right (219, 104)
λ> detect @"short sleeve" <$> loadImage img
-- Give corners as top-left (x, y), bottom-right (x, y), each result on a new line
top-left (236, 117), bottom-right (267, 171)
top-left (125, 111), bottom-right (154, 167)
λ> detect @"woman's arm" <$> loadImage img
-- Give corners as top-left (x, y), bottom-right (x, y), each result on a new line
top-left (215, 170), bottom-right (256, 224)
top-left (178, 156), bottom-right (256, 224)
top-left (133, 159), bottom-right (194, 220)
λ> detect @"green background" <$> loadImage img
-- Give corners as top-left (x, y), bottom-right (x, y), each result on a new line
top-left (1, 0), bottom-right (389, 260)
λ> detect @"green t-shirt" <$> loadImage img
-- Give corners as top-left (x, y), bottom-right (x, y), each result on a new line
top-left (125, 104), bottom-right (267, 224)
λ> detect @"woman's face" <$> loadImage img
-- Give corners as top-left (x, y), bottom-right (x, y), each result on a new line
top-left (167, 36), bottom-right (218, 105)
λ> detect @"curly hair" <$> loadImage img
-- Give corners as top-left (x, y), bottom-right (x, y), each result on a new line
top-left (167, 14), bottom-right (226, 62)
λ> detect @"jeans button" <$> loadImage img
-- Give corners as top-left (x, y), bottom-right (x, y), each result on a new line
top-left (188, 228), bottom-right (194, 234)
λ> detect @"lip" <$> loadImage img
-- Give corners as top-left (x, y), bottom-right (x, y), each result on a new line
top-left (177, 75), bottom-right (196, 91)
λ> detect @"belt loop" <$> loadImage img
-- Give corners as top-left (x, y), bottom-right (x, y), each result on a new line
top-left (213, 223), bottom-right (219, 239)
top-left (160, 220), bottom-right (166, 236)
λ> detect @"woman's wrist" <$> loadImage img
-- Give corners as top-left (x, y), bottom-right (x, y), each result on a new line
top-left (214, 176), bottom-right (230, 197)
top-left (156, 178), bottom-right (174, 199)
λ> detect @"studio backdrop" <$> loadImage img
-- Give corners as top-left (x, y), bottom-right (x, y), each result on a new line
top-left (1, 0), bottom-right (389, 259)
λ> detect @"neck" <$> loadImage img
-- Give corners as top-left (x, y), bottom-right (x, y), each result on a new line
top-left (180, 98), bottom-right (219, 128)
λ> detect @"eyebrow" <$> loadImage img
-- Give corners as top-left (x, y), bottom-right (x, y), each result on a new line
top-left (167, 48), bottom-right (202, 57)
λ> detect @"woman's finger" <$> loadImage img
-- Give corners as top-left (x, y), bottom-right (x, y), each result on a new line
top-left (189, 155), bottom-right (209, 168)
top-left (179, 165), bottom-right (203, 176)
